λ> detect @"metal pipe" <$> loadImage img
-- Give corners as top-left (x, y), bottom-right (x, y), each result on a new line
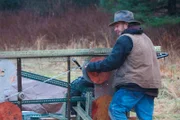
top-left (72, 58), bottom-right (82, 70)
top-left (0, 48), bottom-right (110, 59)
top-left (67, 56), bottom-right (71, 120)
top-left (17, 58), bottom-right (22, 110)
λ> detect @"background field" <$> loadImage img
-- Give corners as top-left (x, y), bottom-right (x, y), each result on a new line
top-left (0, 1), bottom-right (180, 119)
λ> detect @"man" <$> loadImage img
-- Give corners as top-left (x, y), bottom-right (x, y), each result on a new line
top-left (85, 10), bottom-right (161, 120)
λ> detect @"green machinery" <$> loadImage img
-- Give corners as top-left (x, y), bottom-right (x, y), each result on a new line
top-left (0, 47), bottom-right (168, 120)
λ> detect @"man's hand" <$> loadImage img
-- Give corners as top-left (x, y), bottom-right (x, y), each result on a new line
top-left (84, 57), bottom-right (112, 84)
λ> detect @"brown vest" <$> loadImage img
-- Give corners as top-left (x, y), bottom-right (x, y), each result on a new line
top-left (112, 33), bottom-right (161, 88)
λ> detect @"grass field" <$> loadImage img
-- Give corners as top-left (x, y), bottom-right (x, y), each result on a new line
top-left (0, 9), bottom-right (180, 119)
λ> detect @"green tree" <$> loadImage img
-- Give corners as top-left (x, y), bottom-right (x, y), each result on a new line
top-left (0, 0), bottom-right (23, 10)
top-left (71, 0), bottom-right (99, 7)
top-left (168, 0), bottom-right (177, 15)
top-left (99, 0), bottom-right (180, 26)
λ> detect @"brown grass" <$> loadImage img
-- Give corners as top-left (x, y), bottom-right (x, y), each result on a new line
top-left (0, 8), bottom-right (113, 51)
top-left (146, 24), bottom-right (180, 58)
top-left (0, 8), bottom-right (180, 119)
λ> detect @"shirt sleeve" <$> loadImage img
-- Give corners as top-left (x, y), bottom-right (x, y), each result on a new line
top-left (86, 35), bottom-right (133, 72)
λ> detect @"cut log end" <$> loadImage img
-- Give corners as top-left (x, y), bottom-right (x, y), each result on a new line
top-left (92, 95), bottom-right (112, 120)
top-left (92, 95), bottom-right (137, 120)
top-left (0, 102), bottom-right (22, 120)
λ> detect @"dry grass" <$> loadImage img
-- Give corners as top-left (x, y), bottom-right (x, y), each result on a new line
top-left (0, 8), bottom-right (113, 51)
top-left (153, 54), bottom-right (180, 119)
top-left (0, 8), bottom-right (180, 119)
top-left (145, 25), bottom-right (180, 119)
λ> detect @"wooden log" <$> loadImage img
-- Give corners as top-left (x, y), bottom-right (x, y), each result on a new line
top-left (0, 102), bottom-right (22, 120)
top-left (88, 57), bottom-right (137, 120)
top-left (92, 95), bottom-right (112, 120)
top-left (92, 95), bottom-right (137, 120)
top-left (87, 57), bottom-right (112, 84)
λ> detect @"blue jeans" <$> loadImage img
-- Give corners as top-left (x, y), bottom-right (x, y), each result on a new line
top-left (109, 88), bottom-right (154, 120)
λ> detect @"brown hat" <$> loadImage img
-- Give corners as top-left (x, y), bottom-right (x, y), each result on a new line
top-left (109, 10), bottom-right (141, 26)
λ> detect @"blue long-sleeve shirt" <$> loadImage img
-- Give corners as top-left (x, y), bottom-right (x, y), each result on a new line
top-left (86, 28), bottom-right (159, 97)
top-left (86, 35), bottom-right (133, 72)
top-left (86, 27), bottom-right (144, 72)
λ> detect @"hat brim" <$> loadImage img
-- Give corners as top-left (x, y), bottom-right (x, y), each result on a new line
top-left (109, 20), bottom-right (141, 27)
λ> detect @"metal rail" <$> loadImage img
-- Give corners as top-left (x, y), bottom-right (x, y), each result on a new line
top-left (0, 48), bottom-right (111, 59)
top-left (10, 97), bottom-right (86, 104)
top-left (0, 48), bottom-right (111, 120)
top-left (0, 48), bottom-right (168, 59)
top-left (0, 47), bottom-right (168, 120)
top-left (21, 71), bottom-right (68, 88)
top-left (67, 56), bottom-right (71, 119)
top-left (17, 58), bottom-right (22, 110)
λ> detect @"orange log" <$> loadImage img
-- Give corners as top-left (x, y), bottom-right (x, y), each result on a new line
top-left (0, 102), bottom-right (22, 120)
top-left (87, 57), bottom-right (111, 84)
top-left (92, 95), bottom-right (112, 120)
top-left (92, 95), bottom-right (137, 120)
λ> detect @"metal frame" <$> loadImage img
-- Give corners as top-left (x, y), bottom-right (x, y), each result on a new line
top-left (0, 48), bottom-right (168, 120)
top-left (0, 48), bottom-right (111, 120)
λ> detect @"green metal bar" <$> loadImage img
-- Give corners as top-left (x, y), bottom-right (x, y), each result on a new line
top-left (21, 71), bottom-right (68, 88)
top-left (73, 106), bottom-right (92, 120)
top-left (23, 113), bottom-right (67, 120)
top-left (85, 91), bottom-right (93, 116)
top-left (76, 102), bottom-right (81, 120)
top-left (22, 70), bottom-right (93, 92)
top-left (10, 97), bottom-right (86, 104)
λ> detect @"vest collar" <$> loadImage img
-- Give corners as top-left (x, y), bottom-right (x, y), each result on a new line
top-left (121, 26), bottom-right (143, 35)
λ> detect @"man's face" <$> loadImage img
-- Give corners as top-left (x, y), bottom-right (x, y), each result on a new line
top-left (114, 22), bottom-right (128, 35)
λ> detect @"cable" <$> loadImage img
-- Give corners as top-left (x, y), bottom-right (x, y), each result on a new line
top-left (4, 66), bottom-right (80, 100)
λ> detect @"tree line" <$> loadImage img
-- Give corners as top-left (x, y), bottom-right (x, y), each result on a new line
top-left (0, 0), bottom-right (178, 15)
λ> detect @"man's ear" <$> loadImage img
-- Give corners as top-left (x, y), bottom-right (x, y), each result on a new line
top-left (124, 22), bottom-right (129, 29)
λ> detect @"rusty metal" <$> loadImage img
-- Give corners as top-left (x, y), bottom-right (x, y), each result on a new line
top-left (0, 47), bottom-right (168, 120)
top-left (17, 58), bottom-right (22, 110)
top-left (67, 56), bottom-right (71, 120)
